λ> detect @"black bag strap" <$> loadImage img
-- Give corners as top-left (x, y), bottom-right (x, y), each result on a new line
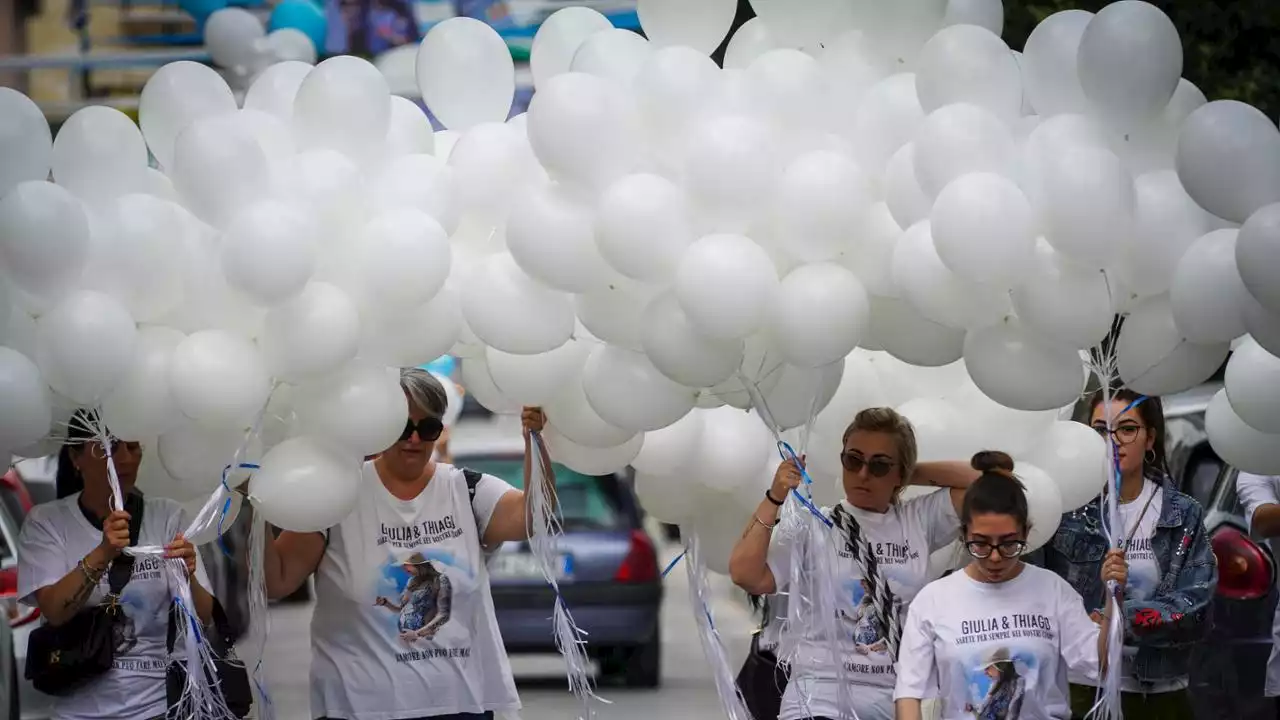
top-left (107, 492), bottom-right (145, 596)
top-left (167, 596), bottom-right (235, 653)
top-left (461, 468), bottom-right (482, 506)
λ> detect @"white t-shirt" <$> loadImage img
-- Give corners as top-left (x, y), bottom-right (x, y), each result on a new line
top-left (768, 489), bottom-right (959, 720)
top-left (17, 494), bottom-right (211, 720)
top-left (1236, 472), bottom-right (1280, 697)
top-left (309, 462), bottom-right (521, 720)
top-left (895, 564), bottom-right (1100, 720)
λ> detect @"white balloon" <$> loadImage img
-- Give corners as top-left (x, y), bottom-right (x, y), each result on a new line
top-left (172, 114), bottom-right (272, 228)
top-left (596, 173), bottom-right (694, 283)
top-left (204, 8), bottom-right (265, 74)
top-left (486, 339), bottom-right (589, 407)
top-left (916, 24), bottom-right (1021, 122)
top-left (170, 329), bottom-right (271, 429)
top-left (447, 121), bottom-right (541, 225)
top-left (1022, 10), bottom-right (1092, 116)
top-left (36, 291), bottom-right (137, 405)
top-left (892, 221), bottom-right (1011, 330)
top-left (913, 103), bottom-right (1016, 200)
top-left (459, 353), bottom-right (520, 415)
top-left (158, 424), bottom-right (263, 489)
top-left (100, 326), bottom-right (185, 439)
top-left (221, 200), bottom-right (318, 306)
top-left (250, 436), bottom-right (360, 532)
top-left (530, 7), bottom-right (613, 89)
top-left (546, 375), bottom-right (636, 449)
top-left (676, 234), bottom-right (779, 341)
top-left (759, 360), bottom-right (844, 432)
top-left (883, 144), bottom-right (931, 232)
top-left (0, 88), bottom-right (52, 199)
top-left (633, 410), bottom-right (705, 476)
top-left (692, 405), bottom-right (773, 494)
top-left (1242, 293), bottom-right (1280, 358)
top-left (1076, 1), bottom-right (1182, 126)
top-left (527, 72), bottom-right (640, 192)
top-left (569, 29), bottom-right (653, 86)
top-left (544, 426), bottom-right (643, 476)
top-left (810, 352), bottom-right (889, 440)
top-left (633, 47), bottom-right (721, 169)
top-left (83, 194), bottom-right (191, 322)
top-left (746, 49), bottom-right (825, 136)
top-left (1170, 229), bottom-right (1247, 344)
top-left (417, 18), bottom-right (514, 131)
top-left (681, 114), bottom-right (779, 233)
top-left (262, 27), bottom-right (316, 64)
top-left (749, 0), bottom-right (854, 47)
top-left (931, 173), bottom-right (1035, 288)
top-left (0, 347), bottom-right (51, 450)
top-left (634, 472), bottom-right (692, 523)
top-left (964, 319), bottom-right (1085, 412)
top-left (1017, 462), bottom-right (1064, 552)
top-left (574, 280), bottom-right (655, 352)
top-left (293, 55), bottom-right (391, 162)
top-left (897, 396), bottom-right (977, 463)
top-left (1114, 170), bottom-right (1212, 299)
top-left (723, 18), bottom-right (776, 71)
top-left (1011, 240), bottom-right (1115, 350)
top-left (768, 264), bottom-right (869, 369)
top-left (582, 345), bottom-right (697, 433)
top-left (868, 296), bottom-right (965, 367)
top-left (1116, 295), bottom-right (1230, 397)
top-left (943, 0), bottom-right (1003, 34)
top-left (361, 283), bottom-right (462, 368)
top-left (259, 282), bottom-right (359, 382)
top-left (1023, 420), bottom-right (1107, 512)
top-left (462, 253), bottom-right (575, 355)
top-left (0, 181), bottom-right (91, 301)
top-left (348, 209), bottom-right (451, 313)
top-left (1036, 145), bottom-right (1135, 269)
top-left (385, 96), bottom-right (436, 158)
top-left (638, 0), bottom-right (735, 53)
top-left (1224, 339), bottom-right (1280, 434)
top-left (641, 292), bottom-right (744, 388)
top-left (840, 203), bottom-right (903, 298)
top-left (1176, 101), bottom-right (1280, 224)
top-left (243, 61), bottom-right (313, 121)
top-left (849, 73), bottom-right (925, 177)
top-left (295, 362), bottom-right (407, 456)
top-left (1237, 203), bottom-right (1280, 315)
top-left (138, 61), bottom-right (238, 170)
top-left (368, 153), bottom-right (459, 236)
top-left (772, 150), bottom-right (874, 263)
top-left (1205, 389), bottom-right (1280, 475)
top-left (51, 106), bottom-right (149, 209)
top-left (507, 184), bottom-right (613, 293)
top-left (1020, 113), bottom-right (1111, 210)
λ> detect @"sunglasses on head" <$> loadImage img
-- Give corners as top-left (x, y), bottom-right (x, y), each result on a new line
top-left (841, 452), bottom-right (896, 478)
top-left (400, 417), bottom-right (444, 443)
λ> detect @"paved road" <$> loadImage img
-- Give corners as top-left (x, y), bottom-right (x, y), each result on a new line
top-left (240, 543), bottom-right (756, 720)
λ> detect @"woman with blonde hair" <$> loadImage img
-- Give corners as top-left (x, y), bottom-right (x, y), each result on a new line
top-left (729, 407), bottom-right (978, 720)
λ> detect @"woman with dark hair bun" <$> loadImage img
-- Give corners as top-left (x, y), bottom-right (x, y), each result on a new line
top-left (1036, 387), bottom-right (1215, 719)
top-left (895, 452), bottom-right (1119, 720)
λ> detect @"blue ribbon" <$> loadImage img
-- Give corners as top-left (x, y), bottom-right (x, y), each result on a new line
top-left (776, 441), bottom-right (833, 528)
top-left (216, 463), bottom-right (260, 558)
top-left (662, 551), bottom-right (685, 578)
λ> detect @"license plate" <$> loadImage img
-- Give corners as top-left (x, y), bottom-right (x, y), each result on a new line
top-left (490, 552), bottom-right (572, 580)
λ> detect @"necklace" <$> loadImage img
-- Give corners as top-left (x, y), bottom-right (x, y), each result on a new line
top-left (1121, 483), bottom-right (1158, 550)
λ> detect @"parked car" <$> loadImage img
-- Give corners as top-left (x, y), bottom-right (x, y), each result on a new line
top-left (1160, 382), bottom-right (1277, 720)
top-left (2, 604), bottom-right (14, 720)
top-left (451, 418), bottom-right (664, 688)
top-left (0, 490), bottom-right (44, 720)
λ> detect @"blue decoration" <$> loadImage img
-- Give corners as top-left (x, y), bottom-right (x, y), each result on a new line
top-left (268, 0), bottom-right (327, 52)
top-left (420, 355), bottom-right (456, 378)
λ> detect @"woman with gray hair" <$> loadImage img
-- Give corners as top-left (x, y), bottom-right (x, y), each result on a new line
top-left (262, 368), bottom-right (552, 720)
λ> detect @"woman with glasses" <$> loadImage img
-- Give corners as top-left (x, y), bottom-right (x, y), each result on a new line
top-left (729, 407), bottom-right (978, 720)
top-left (1035, 387), bottom-right (1216, 720)
top-left (262, 368), bottom-right (554, 720)
top-left (895, 452), bottom-right (1119, 720)
top-left (16, 409), bottom-right (212, 720)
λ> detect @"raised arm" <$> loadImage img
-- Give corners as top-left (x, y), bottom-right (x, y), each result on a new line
top-left (911, 460), bottom-right (980, 515)
top-left (729, 460), bottom-right (800, 595)
top-left (263, 529), bottom-right (326, 600)
top-left (482, 407), bottom-right (556, 546)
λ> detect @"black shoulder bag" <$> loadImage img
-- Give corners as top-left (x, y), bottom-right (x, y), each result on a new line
top-left (735, 596), bottom-right (790, 720)
top-left (166, 595), bottom-right (253, 718)
top-left (25, 493), bottom-right (145, 696)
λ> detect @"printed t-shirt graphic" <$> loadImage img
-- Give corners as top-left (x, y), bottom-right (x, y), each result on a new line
top-left (310, 462), bottom-right (521, 719)
top-left (16, 494), bottom-right (210, 720)
top-left (767, 488), bottom-right (959, 720)
top-left (894, 563), bottom-right (1100, 720)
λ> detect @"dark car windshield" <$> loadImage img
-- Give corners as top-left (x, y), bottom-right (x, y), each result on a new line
top-left (0, 502), bottom-right (17, 568)
top-left (462, 459), bottom-right (625, 531)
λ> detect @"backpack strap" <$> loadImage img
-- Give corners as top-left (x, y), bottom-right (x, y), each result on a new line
top-left (462, 468), bottom-right (482, 507)
top-left (107, 492), bottom-right (145, 596)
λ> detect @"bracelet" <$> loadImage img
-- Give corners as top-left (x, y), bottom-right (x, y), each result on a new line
top-left (753, 514), bottom-right (778, 531)
top-left (78, 559), bottom-right (104, 583)
top-left (764, 489), bottom-right (785, 506)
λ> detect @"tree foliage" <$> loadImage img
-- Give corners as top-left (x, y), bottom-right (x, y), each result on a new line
top-left (1005, 1), bottom-right (1280, 121)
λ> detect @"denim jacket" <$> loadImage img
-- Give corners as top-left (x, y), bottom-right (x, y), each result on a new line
top-left (1033, 472), bottom-right (1217, 685)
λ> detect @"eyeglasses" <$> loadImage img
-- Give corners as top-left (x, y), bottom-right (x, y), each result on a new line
top-left (841, 452), bottom-right (896, 478)
top-left (965, 540), bottom-right (1027, 559)
top-left (88, 440), bottom-right (143, 460)
top-left (1091, 423), bottom-right (1145, 445)
top-left (400, 417), bottom-right (444, 443)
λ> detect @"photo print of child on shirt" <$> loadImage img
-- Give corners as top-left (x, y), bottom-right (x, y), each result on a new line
top-left (375, 552), bottom-right (454, 644)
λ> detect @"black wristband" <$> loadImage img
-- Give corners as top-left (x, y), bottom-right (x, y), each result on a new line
top-left (764, 489), bottom-right (785, 506)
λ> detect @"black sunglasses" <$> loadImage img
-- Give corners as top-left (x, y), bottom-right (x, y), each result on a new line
top-left (400, 417), bottom-right (444, 443)
top-left (965, 540), bottom-right (1027, 559)
top-left (841, 452), bottom-right (896, 478)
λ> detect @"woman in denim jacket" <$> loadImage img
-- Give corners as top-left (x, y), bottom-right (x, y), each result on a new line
top-left (1035, 388), bottom-right (1216, 720)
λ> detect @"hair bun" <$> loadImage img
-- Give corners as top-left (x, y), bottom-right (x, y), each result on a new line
top-left (971, 450), bottom-right (1015, 474)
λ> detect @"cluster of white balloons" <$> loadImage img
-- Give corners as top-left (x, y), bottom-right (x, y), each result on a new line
top-left (3, 0), bottom-right (1279, 536)
top-left (204, 7), bottom-right (317, 82)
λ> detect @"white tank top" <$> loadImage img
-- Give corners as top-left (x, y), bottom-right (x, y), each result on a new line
top-left (308, 462), bottom-right (520, 719)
